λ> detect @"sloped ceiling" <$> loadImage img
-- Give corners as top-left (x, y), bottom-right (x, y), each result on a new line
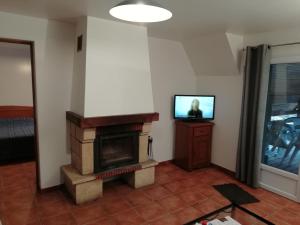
top-left (182, 33), bottom-right (244, 76)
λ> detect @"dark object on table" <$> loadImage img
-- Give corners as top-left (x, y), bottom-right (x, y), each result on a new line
top-left (184, 203), bottom-right (275, 225)
top-left (213, 183), bottom-right (259, 205)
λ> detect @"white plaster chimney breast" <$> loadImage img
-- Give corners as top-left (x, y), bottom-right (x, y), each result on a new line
top-left (71, 16), bottom-right (154, 117)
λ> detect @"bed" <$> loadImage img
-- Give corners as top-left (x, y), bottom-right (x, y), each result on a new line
top-left (0, 106), bottom-right (35, 164)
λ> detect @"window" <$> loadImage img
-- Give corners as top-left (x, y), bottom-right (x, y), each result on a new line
top-left (262, 63), bottom-right (300, 174)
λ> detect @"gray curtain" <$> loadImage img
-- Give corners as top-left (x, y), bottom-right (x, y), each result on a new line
top-left (236, 44), bottom-right (271, 187)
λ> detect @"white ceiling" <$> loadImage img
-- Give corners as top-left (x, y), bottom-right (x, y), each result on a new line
top-left (0, 0), bottom-right (300, 40)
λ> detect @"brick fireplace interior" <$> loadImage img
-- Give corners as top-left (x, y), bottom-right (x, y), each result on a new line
top-left (62, 111), bottom-right (159, 204)
top-left (94, 124), bottom-right (140, 173)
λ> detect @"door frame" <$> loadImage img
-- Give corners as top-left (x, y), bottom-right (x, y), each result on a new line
top-left (257, 55), bottom-right (300, 202)
top-left (0, 37), bottom-right (41, 191)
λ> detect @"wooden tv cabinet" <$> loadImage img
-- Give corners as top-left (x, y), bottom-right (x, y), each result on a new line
top-left (174, 120), bottom-right (214, 171)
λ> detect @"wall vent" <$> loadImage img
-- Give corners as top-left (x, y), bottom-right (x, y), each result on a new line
top-left (77, 35), bottom-right (83, 52)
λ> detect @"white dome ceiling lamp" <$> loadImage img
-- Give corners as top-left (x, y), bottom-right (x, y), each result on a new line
top-left (109, 0), bottom-right (172, 23)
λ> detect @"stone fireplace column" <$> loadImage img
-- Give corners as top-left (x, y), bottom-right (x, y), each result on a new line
top-left (139, 123), bottom-right (151, 163)
top-left (70, 122), bottom-right (96, 175)
top-left (123, 123), bottom-right (158, 188)
top-left (63, 120), bottom-right (102, 204)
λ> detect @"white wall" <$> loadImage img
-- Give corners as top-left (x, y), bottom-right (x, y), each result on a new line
top-left (244, 27), bottom-right (300, 49)
top-left (0, 12), bottom-right (75, 189)
top-left (0, 43), bottom-right (33, 106)
top-left (200, 27), bottom-right (300, 172)
top-left (70, 17), bottom-right (87, 116)
top-left (3, 12), bottom-right (298, 188)
top-left (83, 17), bottom-right (154, 117)
top-left (148, 35), bottom-right (244, 169)
top-left (197, 76), bottom-right (243, 171)
top-left (148, 37), bottom-right (197, 162)
top-left (244, 27), bottom-right (300, 60)
top-left (180, 32), bottom-right (244, 172)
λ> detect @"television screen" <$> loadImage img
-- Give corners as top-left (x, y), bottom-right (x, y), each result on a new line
top-left (174, 95), bottom-right (215, 120)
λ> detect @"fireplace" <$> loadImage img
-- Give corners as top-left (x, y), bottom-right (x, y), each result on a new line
top-left (63, 111), bottom-right (159, 204)
top-left (94, 131), bottom-right (139, 173)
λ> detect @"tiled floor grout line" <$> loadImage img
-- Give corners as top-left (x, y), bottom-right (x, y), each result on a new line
top-left (1, 162), bottom-right (300, 225)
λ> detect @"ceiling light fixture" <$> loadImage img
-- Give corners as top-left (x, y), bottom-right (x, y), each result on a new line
top-left (109, 0), bottom-right (172, 23)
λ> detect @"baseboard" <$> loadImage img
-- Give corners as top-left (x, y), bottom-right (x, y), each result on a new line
top-left (39, 184), bottom-right (63, 193)
top-left (158, 160), bottom-right (173, 165)
top-left (159, 160), bottom-right (236, 178)
top-left (259, 182), bottom-right (299, 202)
top-left (211, 163), bottom-right (236, 177)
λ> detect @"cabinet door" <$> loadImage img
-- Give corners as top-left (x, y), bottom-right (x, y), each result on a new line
top-left (192, 135), bottom-right (210, 167)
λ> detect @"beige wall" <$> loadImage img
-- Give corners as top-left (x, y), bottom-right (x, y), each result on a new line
top-left (0, 43), bottom-right (33, 106)
top-left (0, 12), bottom-right (75, 189)
top-left (148, 37), bottom-right (197, 162)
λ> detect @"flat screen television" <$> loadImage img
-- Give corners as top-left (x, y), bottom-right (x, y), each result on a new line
top-left (174, 95), bottom-right (215, 121)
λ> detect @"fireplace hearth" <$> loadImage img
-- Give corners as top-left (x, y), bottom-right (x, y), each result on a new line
top-left (94, 131), bottom-right (139, 173)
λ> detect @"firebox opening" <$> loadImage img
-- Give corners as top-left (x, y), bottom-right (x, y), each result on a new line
top-left (94, 131), bottom-right (139, 173)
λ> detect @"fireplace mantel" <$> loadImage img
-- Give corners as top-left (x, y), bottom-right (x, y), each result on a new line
top-left (66, 111), bottom-right (159, 128)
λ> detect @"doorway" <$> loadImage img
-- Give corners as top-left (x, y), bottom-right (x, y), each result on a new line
top-left (0, 38), bottom-right (40, 190)
top-left (257, 49), bottom-right (300, 202)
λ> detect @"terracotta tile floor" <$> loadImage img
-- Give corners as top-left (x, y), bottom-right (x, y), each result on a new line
top-left (0, 161), bottom-right (300, 225)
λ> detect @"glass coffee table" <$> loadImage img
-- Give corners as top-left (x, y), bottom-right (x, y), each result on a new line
top-left (185, 203), bottom-right (275, 225)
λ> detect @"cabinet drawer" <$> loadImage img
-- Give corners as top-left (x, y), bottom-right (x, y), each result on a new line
top-left (194, 127), bottom-right (210, 136)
